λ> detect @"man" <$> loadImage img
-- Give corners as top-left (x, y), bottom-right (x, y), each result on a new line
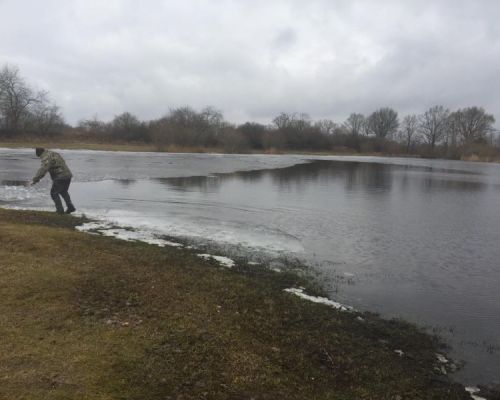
top-left (31, 147), bottom-right (76, 214)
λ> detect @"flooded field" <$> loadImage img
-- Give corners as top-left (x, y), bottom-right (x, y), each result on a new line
top-left (1, 148), bottom-right (499, 385)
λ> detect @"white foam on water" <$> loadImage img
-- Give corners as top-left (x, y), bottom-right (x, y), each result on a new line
top-left (197, 253), bottom-right (235, 268)
top-left (283, 288), bottom-right (353, 311)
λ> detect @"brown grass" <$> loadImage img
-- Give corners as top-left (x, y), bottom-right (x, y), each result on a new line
top-left (0, 208), bottom-right (473, 399)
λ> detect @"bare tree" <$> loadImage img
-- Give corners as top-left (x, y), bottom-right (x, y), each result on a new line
top-left (343, 113), bottom-right (366, 136)
top-left (78, 115), bottom-right (109, 135)
top-left (314, 119), bottom-right (337, 135)
top-left (495, 131), bottom-right (500, 148)
top-left (0, 65), bottom-right (44, 134)
top-left (366, 108), bottom-right (399, 138)
top-left (273, 112), bottom-right (311, 132)
top-left (272, 112), bottom-right (293, 130)
top-left (400, 114), bottom-right (418, 153)
top-left (111, 112), bottom-right (148, 141)
top-left (237, 122), bottom-right (267, 149)
top-left (448, 107), bottom-right (495, 146)
top-left (29, 100), bottom-right (65, 135)
top-left (418, 105), bottom-right (450, 150)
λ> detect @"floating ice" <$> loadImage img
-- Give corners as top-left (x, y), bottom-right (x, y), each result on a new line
top-left (283, 288), bottom-right (352, 311)
top-left (0, 185), bottom-right (42, 202)
top-left (465, 387), bottom-right (487, 400)
top-left (76, 221), bottom-right (183, 248)
top-left (197, 253), bottom-right (235, 268)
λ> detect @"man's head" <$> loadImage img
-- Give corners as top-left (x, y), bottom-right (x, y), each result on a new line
top-left (35, 147), bottom-right (45, 157)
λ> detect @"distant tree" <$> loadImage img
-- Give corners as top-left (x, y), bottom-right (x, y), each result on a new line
top-left (449, 107), bottom-right (495, 146)
top-left (495, 131), bottom-right (500, 148)
top-left (272, 112), bottom-right (293, 130)
top-left (0, 64), bottom-right (45, 134)
top-left (218, 126), bottom-right (249, 152)
top-left (314, 119), bottom-right (337, 135)
top-left (343, 113), bottom-right (366, 136)
top-left (200, 106), bottom-right (224, 130)
top-left (78, 115), bottom-right (109, 135)
top-left (418, 105), bottom-right (450, 150)
top-left (366, 108), bottom-right (399, 138)
top-left (111, 112), bottom-right (149, 142)
top-left (151, 106), bottom-right (229, 148)
top-left (237, 122), bottom-right (267, 149)
top-left (400, 114), bottom-right (418, 153)
top-left (271, 112), bottom-right (314, 149)
top-left (28, 100), bottom-right (65, 136)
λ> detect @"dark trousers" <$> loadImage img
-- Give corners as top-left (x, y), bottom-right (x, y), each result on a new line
top-left (51, 178), bottom-right (74, 213)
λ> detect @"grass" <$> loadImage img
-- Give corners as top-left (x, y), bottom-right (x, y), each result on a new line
top-left (0, 138), bottom-right (390, 157)
top-left (0, 208), bottom-right (477, 399)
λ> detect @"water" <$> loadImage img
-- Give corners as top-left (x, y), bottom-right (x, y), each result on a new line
top-left (1, 148), bottom-right (500, 385)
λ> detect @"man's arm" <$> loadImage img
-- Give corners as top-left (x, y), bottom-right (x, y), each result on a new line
top-left (32, 158), bottom-right (50, 184)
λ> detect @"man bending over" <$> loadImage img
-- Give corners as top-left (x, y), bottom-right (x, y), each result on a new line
top-left (31, 147), bottom-right (76, 214)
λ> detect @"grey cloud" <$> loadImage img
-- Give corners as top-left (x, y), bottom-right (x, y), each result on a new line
top-left (0, 0), bottom-right (499, 126)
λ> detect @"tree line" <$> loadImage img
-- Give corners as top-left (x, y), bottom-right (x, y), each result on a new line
top-left (1, 64), bottom-right (499, 159)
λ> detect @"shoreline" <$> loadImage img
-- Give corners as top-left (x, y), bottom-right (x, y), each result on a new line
top-left (0, 208), bottom-right (497, 398)
top-left (1, 139), bottom-right (499, 163)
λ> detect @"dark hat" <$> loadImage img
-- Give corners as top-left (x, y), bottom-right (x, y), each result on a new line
top-left (35, 147), bottom-right (45, 157)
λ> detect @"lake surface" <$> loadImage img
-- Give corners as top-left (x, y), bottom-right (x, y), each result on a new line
top-left (1, 148), bottom-right (500, 385)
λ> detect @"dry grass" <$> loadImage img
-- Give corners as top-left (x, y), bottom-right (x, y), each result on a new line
top-left (0, 208), bottom-right (473, 399)
top-left (0, 139), bottom-right (227, 154)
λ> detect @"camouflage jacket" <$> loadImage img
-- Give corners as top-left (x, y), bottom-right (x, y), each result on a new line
top-left (32, 150), bottom-right (73, 183)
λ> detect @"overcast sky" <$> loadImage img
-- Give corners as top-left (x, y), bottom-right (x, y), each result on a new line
top-left (1, 0), bottom-right (499, 126)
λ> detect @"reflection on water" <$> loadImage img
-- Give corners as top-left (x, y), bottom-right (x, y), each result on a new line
top-left (1, 150), bottom-right (500, 385)
top-left (139, 161), bottom-right (500, 385)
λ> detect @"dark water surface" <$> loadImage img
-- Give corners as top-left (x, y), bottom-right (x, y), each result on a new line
top-left (1, 148), bottom-right (499, 385)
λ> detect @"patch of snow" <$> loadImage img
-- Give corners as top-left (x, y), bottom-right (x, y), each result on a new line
top-left (283, 288), bottom-right (353, 311)
top-left (465, 387), bottom-right (487, 400)
top-left (343, 272), bottom-right (355, 277)
top-left (197, 253), bottom-right (235, 268)
top-left (394, 350), bottom-right (404, 357)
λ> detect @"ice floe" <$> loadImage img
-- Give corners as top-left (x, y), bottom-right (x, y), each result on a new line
top-left (0, 185), bottom-right (43, 202)
top-left (283, 288), bottom-right (352, 311)
top-left (76, 221), bottom-right (183, 248)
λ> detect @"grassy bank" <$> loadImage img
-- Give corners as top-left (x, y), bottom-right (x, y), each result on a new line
top-left (2, 138), bottom-right (500, 163)
top-left (0, 138), bottom-right (389, 157)
top-left (0, 208), bottom-right (479, 399)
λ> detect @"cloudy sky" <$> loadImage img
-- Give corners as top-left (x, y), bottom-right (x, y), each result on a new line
top-left (1, 0), bottom-right (499, 126)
